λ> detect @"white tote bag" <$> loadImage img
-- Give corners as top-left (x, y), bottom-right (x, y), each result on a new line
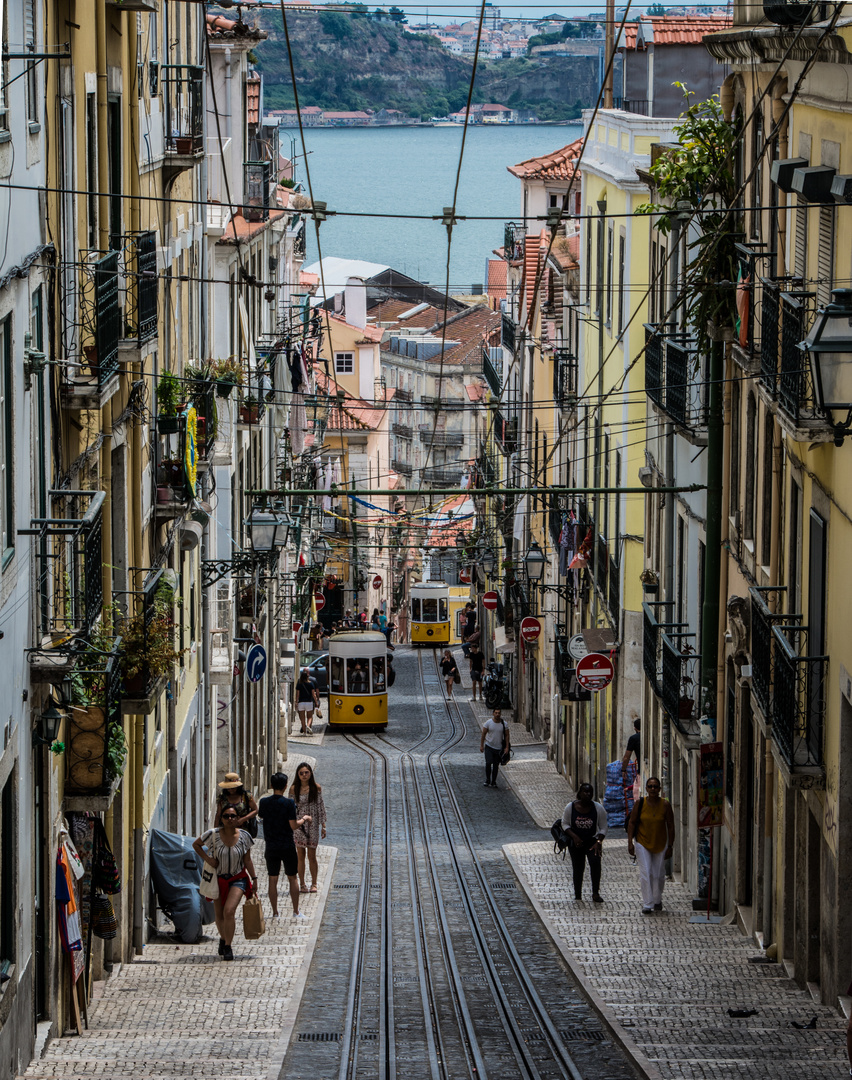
top-left (199, 831), bottom-right (219, 900)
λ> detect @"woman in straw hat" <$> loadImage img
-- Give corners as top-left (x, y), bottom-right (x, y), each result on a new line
top-left (214, 773), bottom-right (259, 837)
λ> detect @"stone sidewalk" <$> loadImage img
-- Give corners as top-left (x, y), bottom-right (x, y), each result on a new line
top-left (23, 837), bottom-right (336, 1080)
top-left (453, 648), bottom-right (850, 1078)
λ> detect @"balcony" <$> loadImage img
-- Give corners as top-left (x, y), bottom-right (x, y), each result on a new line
top-left (642, 601), bottom-right (674, 697)
top-left (661, 629), bottom-right (698, 737)
top-left (749, 586), bottom-right (791, 719)
top-left (421, 465), bottom-right (464, 486)
top-left (643, 324), bottom-right (706, 440)
top-left (611, 97), bottom-right (650, 116)
top-left (394, 387), bottom-right (412, 403)
top-left (244, 160), bottom-right (273, 222)
top-left (29, 490), bottom-right (105, 676)
top-left (121, 569), bottom-right (172, 712)
top-left (503, 223), bottom-right (525, 263)
top-left (419, 426), bottom-right (464, 447)
top-left (494, 410), bottom-right (517, 454)
top-left (391, 458), bottom-right (413, 477)
top-left (392, 423), bottom-right (413, 439)
top-left (162, 65), bottom-right (203, 175)
top-left (553, 349), bottom-right (577, 410)
top-left (771, 624), bottom-right (826, 774)
top-left (759, 277), bottom-right (780, 395)
top-left (421, 395), bottom-right (464, 410)
top-left (763, 0), bottom-right (825, 26)
top-left (122, 231), bottom-right (158, 345)
top-left (501, 312), bottom-right (516, 352)
top-left (608, 556), bottom-right (620, 624)
top-left (595, 533), bottom-right (608, 603)
top-left (483, 347), bottom-right (503, 396)
top-left (292, 218), bottom-right (306, 260)
top-left (60, 251), bottom-right (122, 410)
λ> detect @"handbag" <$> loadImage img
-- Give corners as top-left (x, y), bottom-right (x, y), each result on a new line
top-left (242, 895), bottom-right (266, 940)
top-left (199, 833), bottom-right (220, 900)
top-left (550, 818), bottom-right (569, 859)
top-left (453, 667), bottom-right (461, 685)
top-left (91, 892), bottom-right (118, 939)
top-left (92, 820), bottom-right (122, 895)
top-left (499, 720), bottom-right (512, 766)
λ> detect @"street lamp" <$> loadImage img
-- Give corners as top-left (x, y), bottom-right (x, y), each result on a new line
top-left (247, 505), bottom-right (292, 552)
top-left (800, 288), bottom-right (852, 446)
top-left (313, 535), bottom-right (332, 565)
top-left (524, 540), bottom-right (546, 583)
top-left (455, 529), bottom-right (467, 551)
top-left (33, 696), bottom-right (63, 747)
top-left (479, 548), bottom-right (496, 575)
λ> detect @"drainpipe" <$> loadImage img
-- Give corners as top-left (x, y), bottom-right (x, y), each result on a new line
top-left (96, 0), bottom-right (109, 251)
top-left (663, 214), bottom-right (682, 604)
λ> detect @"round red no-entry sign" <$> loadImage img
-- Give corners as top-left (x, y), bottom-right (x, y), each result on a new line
top-left (575, 652), bottom-right (615, 691)
top-left (520, 616), bottom-right (542, 643)
top-left (372, 574), bottom-right (383, 590)
top-left (459, 568), bottom-right (471, 584)
top-left (482, 591), bottom-right (499, 611)
top-left (313, 593), bottom-right (325, 611)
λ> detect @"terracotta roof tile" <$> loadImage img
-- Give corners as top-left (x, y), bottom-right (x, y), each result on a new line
top-left (315, 369), bottom-right (386, 431)
top-left (247, 76), bottom-right (261, 126)
top-left (508, 138), bottom-right (583, 181)
top-left (219, 207), bottom-right (288, 243)
top-left (523, 231), bottom-right (547, 316)
top-left (486, 259), bottom-right (507, 302)
top-left (466, 382), bottom-right (487, 403)
top-left (621, 15), bottom-right (732, 49)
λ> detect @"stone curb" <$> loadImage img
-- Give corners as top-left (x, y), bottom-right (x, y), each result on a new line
top-left (265, 845), bottom-right (338, 1080)
top-left (503, 846), bottom-right (665, 1080)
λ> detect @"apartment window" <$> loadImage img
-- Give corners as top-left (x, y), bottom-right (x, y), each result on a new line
top-left (335, 352), bottom-right (354, 374)
top-left (25, 0), bottom-right (38, 126)
top-left (676, 514), bottom-right (686, 625)
top-left (548, 192), bottom-right (559, 209)
top-left (744, 393), bottom-right (757, 542)
top-left (617, 231), bottom-right (626, 335)
top-left (605, 225), bottom-right (614, 327)
top-left (107, 98), bottom-right (122, 248)
top-left (761, 413), bottom-right (774, 567)
top-left (0, 316), bottom-right (13, 567)
top-left (788, 479), bottom-right (802, 614)
top-left (86, 94), bottom-right (98, 248)
top-left (729, 381), bottom-right (740, 519)
top-left (595, 212), bottom-right (604, 318)
top-left (0, 772), bottom-right (16, 967)
top-left (614, 449), bottom-right (622, 565)
top-left (603, 432), bottom-right (610, 542)
top-left (657, 245), bottom-right (667, 323)
top-left (585, 208), bottom-right (592, 305)
top-left (794, 195), bottom-right (808, 280)
top-left (750, 107), bottom-right (763, 239)
top-left (816, 204), bottom-right (834, 307)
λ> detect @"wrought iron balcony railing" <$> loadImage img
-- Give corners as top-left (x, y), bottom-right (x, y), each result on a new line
top-left (293, 218), bottom-right (306, 259)
top-left (553, 350), bottom-right (577, 410)
top-left (661, 629), bottom-right (698, 736)
top-left (394, 387), bottom-right (412, 403)
top-left (60, 251), bottom-right (122, 393)
top-left (749, 585), bottom-right (791, 718)
top-left (483, 347), bottom-right (502, 396)
top-left (419, 426), bottom-right (464, 447)
top-left (502, 312), bottom-right (516, 353)
top-left (244, 160), bottom-right (273, 222)
top-left (608, 555), bottom-right (620, 624)
top-left (555, 631), bottom-right (572, 698)
top-left (778, 291), bottom-right (816, 424)
top-left (771, 624), bottom-right (826, 770)
top-left (122, 231), bottom-right (157, 344)
top-left (32, 490), bottom-right (105, 649)
top-left (391, 422), bottom-right (413, 439)
top-left (612, 97), bottom-right (650, 115)
top-left (421, 466), bottom-right (464, 486)
top-left (644, 324), bottom-right (706, 431)
top-left (733, 243), bottom-right (773, 360)
top-left (642, 601), bottom-right (675, 696)
top-left (494, 411), bottom-right (517, 454)
top-left (759, 277), bottom-right (780, 395)
top-left (595, 533), bottom-right (608, 602)
top-left (64, 638), bottom-right (125, 799)
top-left (503, 223), bottom-right (524, 263)
top-left (163, 65), bottom-right (203, 156)
top-left (391, 458), bottom-right (413, 477)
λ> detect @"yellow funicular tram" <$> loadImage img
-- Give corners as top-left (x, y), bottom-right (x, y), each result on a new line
top-left (328, 631), bottom-right (389, 729)
top-left (410, 580), bottom-right (451, 646)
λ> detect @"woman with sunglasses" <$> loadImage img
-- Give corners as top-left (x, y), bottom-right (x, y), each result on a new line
top-left (561, 782), bottom-right (608, 902)
top-left (290, 763), bottom-right (327, 894)
top-left (193, 806), bottom-right (257, 961)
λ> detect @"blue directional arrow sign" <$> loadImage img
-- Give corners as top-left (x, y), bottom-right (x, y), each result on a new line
top-left (245, 643), bottom-right (267, 683)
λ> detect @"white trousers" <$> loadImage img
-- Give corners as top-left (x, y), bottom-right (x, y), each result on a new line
top-left (635, 842), bottom-right (666, 908)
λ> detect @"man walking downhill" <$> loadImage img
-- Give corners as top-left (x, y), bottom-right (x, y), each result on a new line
top-left (626, 777), bottom-right (675, 914)
top-left (469, 644), bottom-right (484, 702)
top-left (257, 773), bottom-right (312, 921)
top-left (479, 708), bottom-right (509, 789)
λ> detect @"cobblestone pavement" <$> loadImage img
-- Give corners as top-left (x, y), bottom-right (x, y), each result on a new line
top-left (23, 840), bottom-right (335, 1080)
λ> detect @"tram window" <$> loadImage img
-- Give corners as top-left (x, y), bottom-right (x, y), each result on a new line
top-left (422, 598), bottom-right (438, 620)
top-left (372, 657), bottom-right (386, 691)
top-left (439, 598), bottom-right (448, 620)
top-left (331, 656), bottom-right (344, 692)
top-left (411, 597), bottom-right (421, 620)
top-left (347, 658), bottom-right (369, 693)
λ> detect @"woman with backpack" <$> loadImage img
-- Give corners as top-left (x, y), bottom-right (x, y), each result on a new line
top-left (561, 782), bottom-right (608, 903)
top-left (214, 773), bottom-right (258, 838)
top-left (440, 649), bottom-right (459, 699)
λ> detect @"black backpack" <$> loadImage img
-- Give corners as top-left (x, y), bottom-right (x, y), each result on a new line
top-left (550, 818), bottom-right (569, 859)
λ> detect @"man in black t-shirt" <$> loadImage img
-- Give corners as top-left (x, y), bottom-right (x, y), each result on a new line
top-left (469, 645), bottom-right (485, 701)
top-left (258, 773), bottom-right (312, 920)
top-left (622, 717), bottom-right (641, 778)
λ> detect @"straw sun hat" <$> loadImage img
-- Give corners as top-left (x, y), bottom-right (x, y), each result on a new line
top-left (218, 772), bottom-right (244, 790)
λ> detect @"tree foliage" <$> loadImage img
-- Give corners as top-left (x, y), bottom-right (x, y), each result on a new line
top-left (637, 86), bottom-right (741, 341)
top-left (319, 10), bottom-right (353, 40)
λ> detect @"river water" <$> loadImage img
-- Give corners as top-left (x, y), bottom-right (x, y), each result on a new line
top-left (288, 123), bottom-right (583, 294)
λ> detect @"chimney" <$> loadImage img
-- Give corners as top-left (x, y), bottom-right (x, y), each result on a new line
top-left (345, 276), bottom-right (367, 330)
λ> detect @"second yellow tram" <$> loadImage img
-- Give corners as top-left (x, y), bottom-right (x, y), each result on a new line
top-left (410, 581), bottom-right (451, 646)
top-left (327, 631), bottom-right (389, 729)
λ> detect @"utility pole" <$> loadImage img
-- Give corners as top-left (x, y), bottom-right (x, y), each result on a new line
top-left (604, 0), bottom-right (615, 109)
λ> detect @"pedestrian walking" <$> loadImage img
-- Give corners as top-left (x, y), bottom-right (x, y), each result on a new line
top-left (295, 668), bottom-right (319, 734)
top-left (309, 621), bottom-right (324, 650)
top-left (440, 649), bottom-right (459, 698)
top-left (627, 777), bottom-right (676, 913)
top-left (193, 810), bottom-right (257, 960)
top-left (622, 716), bottom-right (641, 778)
top-left (215, 773), bottom-right (258, 837)
top-left (461, 602), bottom-right (477, 655)
top-left (257, 772), bottom-right (313, 922)
top-left (290, 763), bottom-right (327, 894)
top-left (561, 783), bottom-right (608, 902)
top-left (469, 644), bottom-right (484, 702)
top-left (479, 707), bottom-right (510, 788)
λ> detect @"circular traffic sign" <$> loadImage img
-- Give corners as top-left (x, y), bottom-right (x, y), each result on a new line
top-left (459, 568), bottom-right (471, 584)
top-left (520, 616), bottom-right (542, 643)
top-left (567, 633), bottom-right (588, 662)
top-left (372, 575), bottom-right (383, 590)
top-left (313, 593), bottom-right (326, 611)
top-left (245, 643), bottom-right (268, 683)
top-left (482, 591), bottom-right (498, 611)
top-left (575, 652), bottom-right (614, 691)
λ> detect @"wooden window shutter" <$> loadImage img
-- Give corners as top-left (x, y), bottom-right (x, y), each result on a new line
top-left (816, 204), bottom-right (834, 307)
top-left (794, 196), bottom-right (808, 280)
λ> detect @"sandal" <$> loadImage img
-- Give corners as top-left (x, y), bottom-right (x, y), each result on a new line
top-left (309, 885), bottom-right (318, 893)
top-left (300, 885), bottom-right (309, 893)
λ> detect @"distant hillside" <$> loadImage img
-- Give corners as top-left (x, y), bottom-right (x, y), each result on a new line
top-left (252, 10), bottom-right (599, 122)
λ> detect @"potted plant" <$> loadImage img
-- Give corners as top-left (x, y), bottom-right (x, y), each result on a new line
top-left (174, 134), bottom-right (194, 155)
top-left (240, 396), bottom-right (261, 424)
top-left (158, 458), bottom-right (184, 492)
top-left (157, 370), bottom-right (182, 434)
top-left (83, 342), bottom-right (99, 374)
top-left (213, 357), bottom-right (243, 398)
top-left (640, 569), bottom-right (660, 594)
top-left (121, 588), bottom-right (186, 697)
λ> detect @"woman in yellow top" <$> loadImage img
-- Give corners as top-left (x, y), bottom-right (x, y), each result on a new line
top-left (626, 777), bottom-right (675, 914)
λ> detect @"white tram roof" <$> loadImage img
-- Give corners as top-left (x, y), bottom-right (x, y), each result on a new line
top-left (329, 631), bottom-right (387, 646)
top-left (411, 581), bottom-right (450, 591)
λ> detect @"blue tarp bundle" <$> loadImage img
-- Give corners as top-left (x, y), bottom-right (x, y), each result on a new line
top-left (149, 829), bottom-right (216, 943)
top-left (603, 760), bottom-right (637, 830)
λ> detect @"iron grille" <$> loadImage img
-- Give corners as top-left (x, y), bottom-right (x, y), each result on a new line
top-left (608, 556), bottom-right (620, 624)
top-left (642, 601), bottom-right (674, 695)
top-left (644, 325), bottom-right (664, 409)
top-left (495, 411), bottom-right (517, 454)
top-left (483, 346), bottom-right (503, 395)
top-left (749, 585), bottom-right (789, 718)
top-left (778, 291), bottom-right (815, 423)
top-left (771, 624), bottom-right (826, 769)
top-left (503, 223), bottom-right (524, 262)
top-left (661, 629), bottom-right (698, 735)
top-left (293, 219), bottom-right (306, 259)
top-left (554, 350), bottom-right (577, 410)
top-left (419, 427), bottom-right (464, 447)
top-left (123, 231), bottom-right (157, 344)
top-left (595, 533), bottom-right (608, 602)
top-left (391, 423), bottom-right (412, 439)
top-left (555, 633), bottom-right (571, 697)
top-left (244, 160), bottom-right (273, 222)
top-left (32, 490), bottom-right (106, 644)
top-left (163, 65), bottom-right (203, 155)
top-left (759, 277), bottom-right (779, 395)
top-left (390, 459), bottom-right (413, 477)
top-left (502, 312), bottom-right (516, 352)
